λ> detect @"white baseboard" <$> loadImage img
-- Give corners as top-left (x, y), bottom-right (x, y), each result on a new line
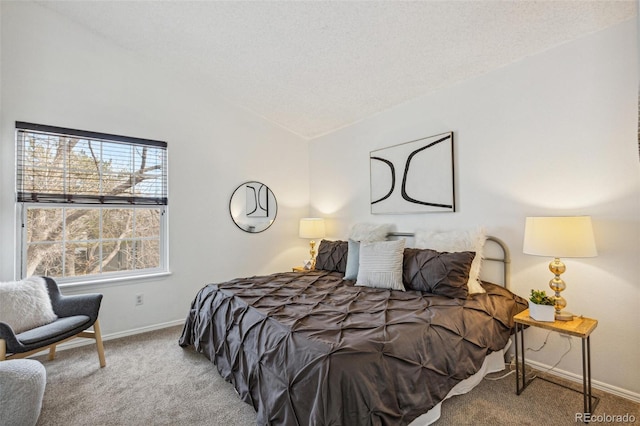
top-left (526, 359), bottom-right (640, 403)
top-left (100, 319), bottom-right (185, 342)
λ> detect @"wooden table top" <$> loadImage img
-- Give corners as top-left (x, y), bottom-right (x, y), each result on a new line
top-left (514, 309), bottom-right (598, 338)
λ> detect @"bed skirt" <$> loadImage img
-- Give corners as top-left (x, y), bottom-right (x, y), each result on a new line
top-left (410, 339), bottom-right (511, 425)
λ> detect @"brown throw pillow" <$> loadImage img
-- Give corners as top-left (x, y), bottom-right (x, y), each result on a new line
top-left (314, 240), bottom-right (348, 273)
top-left (402, 248), bottom-right (476, 298)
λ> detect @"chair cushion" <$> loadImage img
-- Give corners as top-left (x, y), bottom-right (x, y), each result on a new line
top-left (0, 277), bottom-right (58, 333)
top-left (16, 315), bottom-right (91, 345)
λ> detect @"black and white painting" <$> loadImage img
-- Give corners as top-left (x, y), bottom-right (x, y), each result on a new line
top-left (246, 182), bottom-right (269, 217)
top-left (370, 132), bottom-right (455, 214)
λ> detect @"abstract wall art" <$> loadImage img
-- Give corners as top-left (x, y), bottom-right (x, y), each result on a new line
top-left (370, 132), bottom-right (455, 214)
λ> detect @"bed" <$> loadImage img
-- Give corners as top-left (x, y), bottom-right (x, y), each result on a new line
top-left (179, 232), bottom-right (528, 425)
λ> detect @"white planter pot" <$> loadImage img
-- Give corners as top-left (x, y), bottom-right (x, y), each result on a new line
top-left (529, 302), bottom-right (555, 322)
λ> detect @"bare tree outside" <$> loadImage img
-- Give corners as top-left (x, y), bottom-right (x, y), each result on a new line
top-left (19, 130), bottom-right (166, 279)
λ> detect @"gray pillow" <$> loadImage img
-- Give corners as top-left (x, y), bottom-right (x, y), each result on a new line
top-left (314, 240), bottom-right (348, 273)
top-left (414, 228), bottom-right (486, 294)
top-left (343, 239), bottom-right (360, 280)
top-left (402, 248), bottom-right (476, 298)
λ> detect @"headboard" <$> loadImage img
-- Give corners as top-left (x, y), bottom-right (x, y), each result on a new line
top-left (386, 232), bottom-right (511, 289)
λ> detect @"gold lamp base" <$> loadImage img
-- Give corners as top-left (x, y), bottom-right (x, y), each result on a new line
top-left (309, 240), bottom-right (317, 269)
top-left (549, 257), bottom-right (573, 321)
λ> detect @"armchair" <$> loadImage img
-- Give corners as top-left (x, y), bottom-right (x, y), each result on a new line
top-left (0, 277), bottom-right (105, 367)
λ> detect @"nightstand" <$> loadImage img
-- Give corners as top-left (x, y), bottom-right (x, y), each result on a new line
top-left (514, 309), bottom-right (599, 420)
top-left (292, 266), bottom-right (309, 272)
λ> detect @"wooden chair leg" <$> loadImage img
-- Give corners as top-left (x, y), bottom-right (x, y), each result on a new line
top-left (0, 339), bottom-right (6, 361)
top-left (48, 344), bottom-right (57, 361)
top-left (93, 319), bottom-right (106, 368)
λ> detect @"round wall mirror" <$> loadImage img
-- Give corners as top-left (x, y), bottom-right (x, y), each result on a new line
top-left (229, 181), bottom-right (277, 233)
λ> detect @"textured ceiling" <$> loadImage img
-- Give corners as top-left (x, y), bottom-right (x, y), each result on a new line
top-left (36, 1), bottom-right (636, 139)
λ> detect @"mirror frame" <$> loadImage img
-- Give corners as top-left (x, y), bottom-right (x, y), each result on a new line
top-left (228, 181), bottom-right (277, 233)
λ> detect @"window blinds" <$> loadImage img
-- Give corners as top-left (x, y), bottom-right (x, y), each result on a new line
top-left (16, 122), bottom-right (167, 205)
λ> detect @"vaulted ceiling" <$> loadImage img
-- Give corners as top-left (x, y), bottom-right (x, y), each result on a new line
top-left (37, 1), bottom-right (636, 139)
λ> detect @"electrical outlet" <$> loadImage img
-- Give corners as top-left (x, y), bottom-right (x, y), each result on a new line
top-left (135, 294), bottom-right (144, 306)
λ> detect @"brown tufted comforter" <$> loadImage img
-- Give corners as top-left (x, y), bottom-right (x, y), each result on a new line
top-left (179, 270), bottom-right (527, 426)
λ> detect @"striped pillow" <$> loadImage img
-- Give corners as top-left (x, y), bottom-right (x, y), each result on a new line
top-left (355, 239), bottom-right (406, 291)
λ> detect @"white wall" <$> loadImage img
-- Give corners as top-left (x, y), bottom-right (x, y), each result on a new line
top-left (0, 3), bottom-right (310, 335)
top-left (309, 20), bottom-right (640, 398)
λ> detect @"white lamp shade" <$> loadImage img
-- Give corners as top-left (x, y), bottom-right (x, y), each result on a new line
top-left (523, 216), bottom-right (597, 258)
top-left (299, 218), bottom-right (326, 239)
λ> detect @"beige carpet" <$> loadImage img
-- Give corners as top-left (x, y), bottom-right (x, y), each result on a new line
top-left (34, 325), bottom-right (639, 425)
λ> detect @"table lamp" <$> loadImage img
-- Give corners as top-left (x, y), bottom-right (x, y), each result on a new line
top-left (523, 216), bottom-right (597, 321)
top-left (299, 218), bottom-right (326, 269)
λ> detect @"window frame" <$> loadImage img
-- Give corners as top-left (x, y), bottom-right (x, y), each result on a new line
top-left (15, 122), bottom-right (169, 286)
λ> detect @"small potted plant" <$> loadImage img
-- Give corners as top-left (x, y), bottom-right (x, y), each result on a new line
top-left (529, 289), bottom-right (555, 322)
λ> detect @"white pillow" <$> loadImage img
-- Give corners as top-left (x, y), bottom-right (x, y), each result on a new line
top-left (349, 223), bottom-right (392, 242)
top-left (414, 228), bottom-right (487, 294)
top-left (356, 239), bottom-right (405, 291)
top-left (0, 276), bottom-right (58, 334)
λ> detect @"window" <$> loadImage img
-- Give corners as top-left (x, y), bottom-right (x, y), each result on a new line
top-left (16, 122), bottom-right (168, 283)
